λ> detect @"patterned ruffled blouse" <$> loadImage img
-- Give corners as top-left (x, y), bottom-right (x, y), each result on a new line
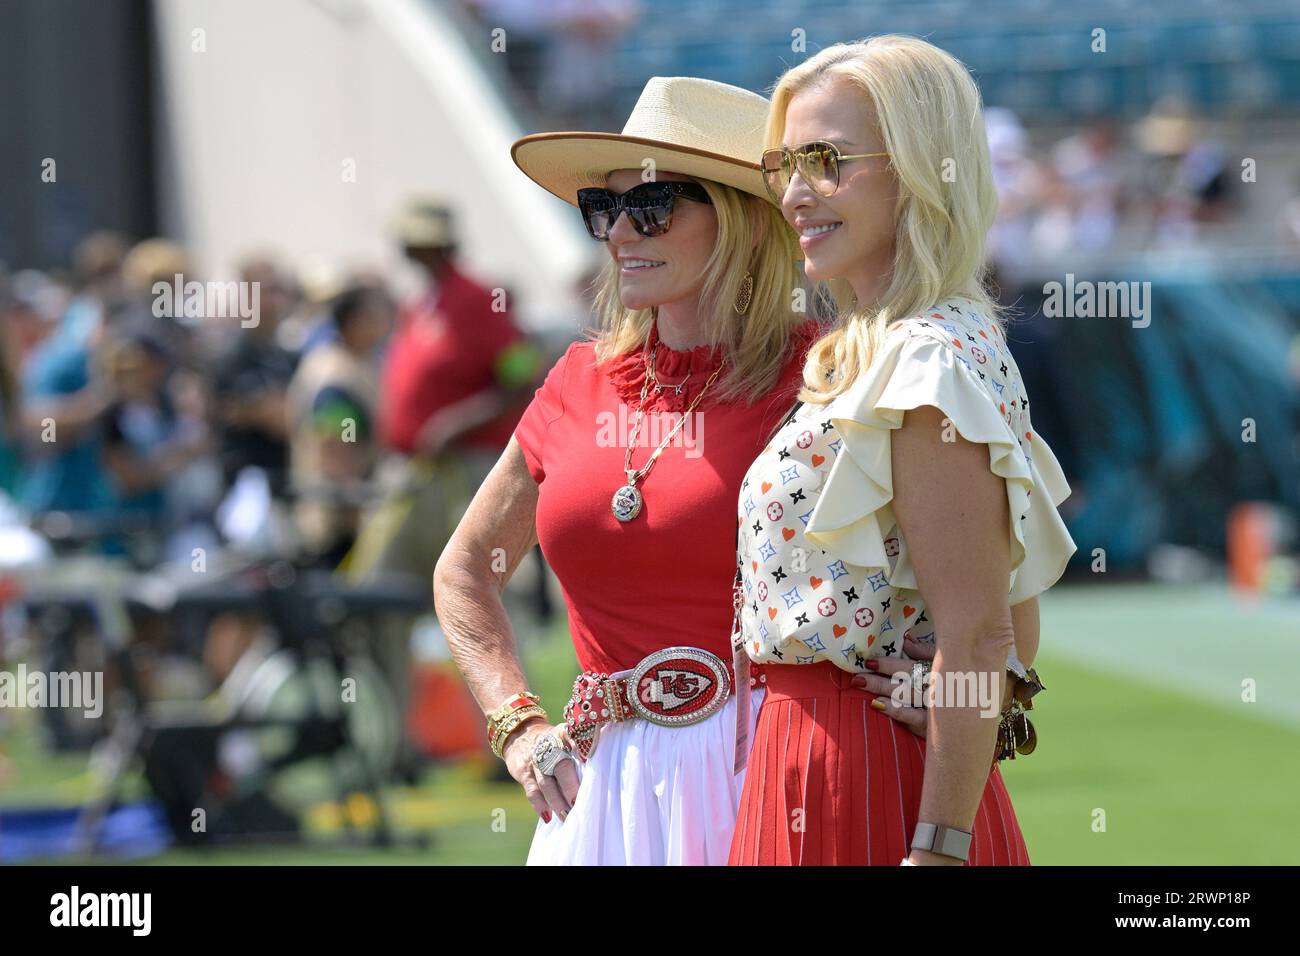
top-left (737, 296), bottom-right (1077, 672)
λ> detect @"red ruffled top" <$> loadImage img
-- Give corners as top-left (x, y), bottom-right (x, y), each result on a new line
top-left (606, 319), bottom-right (820, 414)
top-left (605, 323), bottom-right (729, 414)
top-left (512, 317), bottom-right (822, 674)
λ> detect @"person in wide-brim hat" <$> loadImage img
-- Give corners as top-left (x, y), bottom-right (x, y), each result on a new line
top-left (437, 76), bottom-right (822, 866)
top-left (512, 75), bottom-right (772, 205)
top-left (511, 75), bottom-right (805, 401)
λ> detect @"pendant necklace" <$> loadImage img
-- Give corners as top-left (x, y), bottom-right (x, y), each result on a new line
top-left (611, 340), bottom-right (724, 522)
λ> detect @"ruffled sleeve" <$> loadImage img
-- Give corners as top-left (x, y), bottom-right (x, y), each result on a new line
top-left (513, 343), bottom-right (577, 484)
top-left (804, 322), bottom-right (1076, 604)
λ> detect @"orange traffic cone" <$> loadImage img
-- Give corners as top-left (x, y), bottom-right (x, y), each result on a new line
top-left (407, 661), bottom-right (491, 762)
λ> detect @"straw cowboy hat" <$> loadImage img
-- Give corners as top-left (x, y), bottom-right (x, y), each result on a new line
top-left (511, 76), bottom-right (772, 206)
top-left (390, 197), bottom-right (457, 249)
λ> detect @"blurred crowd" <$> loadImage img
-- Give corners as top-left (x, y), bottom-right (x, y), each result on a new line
top-left (985, 98), bottom-right (1300, 286)
top-left (0, 200), bottom-right (555, 808)
top-left (0, 200), bottom-right (543, 579)
top-left (451, 0), bottom-right (1300, 284)
top-left (459, 0), bottom-right (642, 132)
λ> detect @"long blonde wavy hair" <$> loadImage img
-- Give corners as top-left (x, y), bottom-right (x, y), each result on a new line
top-left (589, 176), bottom-right (805, 405)
top-left (766, 36), bottom-right (1006, 404)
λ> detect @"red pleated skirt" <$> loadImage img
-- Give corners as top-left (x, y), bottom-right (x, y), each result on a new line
top-left (728, 661), bottom-right (1030, 866)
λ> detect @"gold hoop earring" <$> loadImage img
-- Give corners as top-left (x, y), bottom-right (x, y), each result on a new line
top-left (733, 271), bottom-right (754, 315)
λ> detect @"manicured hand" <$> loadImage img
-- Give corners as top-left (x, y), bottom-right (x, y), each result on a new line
top-left (502, 719), bottom-right (581, 824)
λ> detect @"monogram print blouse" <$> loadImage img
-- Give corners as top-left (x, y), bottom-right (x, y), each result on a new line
top-left (736, 296), bottom-right (1077, 672)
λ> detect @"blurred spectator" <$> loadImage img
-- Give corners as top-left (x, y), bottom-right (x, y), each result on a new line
top-left (380, 200), bottom-right (539, 465)
top-left (66, 231), bottom-right (129, 341)
top-left (1179, 140), bottom-right (1233, 222)
top-left (210, 256), bottom-right (299, 498)
top-left (536, 0), bottom-right (640, 131)
top-left (349, 198), bottom-right (541, 583)
top-left (286, 281), bottom-right (395, 568)
top-left (119, 238), bottom-right (198, 362)
top-left (1135, 98), bottom-right (1234, 245)
top-left (100, 325), bottom-right (213, 556)
top-left (14, 232), bottom-right (128, 516)
top-left (2, 269), bottom-right (67, 363)
top-left (466, 0), bottom-right (640, 131)
top-left (1051, 116), bottom-right (1132, 254)
top-left (284, 262), bottom-right (345, 357)
top-left (0, 270), bottom-right (62, 496)
top-left (0, 284), bottom-right (20, 497)
top-left (466, 0), bottom-right (550, 113)
top-left (985, 107), bottom-right (1046, 287)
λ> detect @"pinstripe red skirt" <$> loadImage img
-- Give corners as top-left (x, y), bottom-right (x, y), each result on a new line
top-left (728, 661), bottom-right (1031, 866)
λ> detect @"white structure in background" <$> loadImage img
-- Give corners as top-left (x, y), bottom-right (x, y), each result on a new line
top-left (151, 0), bottom-right (590, 330)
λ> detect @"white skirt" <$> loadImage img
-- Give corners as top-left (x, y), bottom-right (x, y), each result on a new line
top-left (526, 687), bottom-right (765, 866)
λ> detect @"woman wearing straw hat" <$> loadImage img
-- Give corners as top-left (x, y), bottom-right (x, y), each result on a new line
top-left (726, 36), bottom-right (1077, 866)
top-left (433, 76), bottom-right (819, 864)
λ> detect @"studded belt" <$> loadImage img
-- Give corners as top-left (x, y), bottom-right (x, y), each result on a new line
top-left (563, 645), bottom-right (765, 762)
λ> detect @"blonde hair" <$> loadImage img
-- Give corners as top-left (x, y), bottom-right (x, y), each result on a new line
top-left (766, 35), bottom-right (1006, 404)
top-left (589, 177), bottom-right (805, 405)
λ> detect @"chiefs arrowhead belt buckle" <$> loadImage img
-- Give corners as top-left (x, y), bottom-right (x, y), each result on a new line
top-left (627, 647), bottom-right (731, 727)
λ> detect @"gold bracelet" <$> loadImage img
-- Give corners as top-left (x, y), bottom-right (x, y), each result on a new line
top-left (490, 707), bottom-right (546, 760)
top-left (487, 691), bottom-right (541, 728)
top-left (489, 704), bottom-right (548, 759)
top-left (486, 691), bottom-right (542, 752)
top-left (490, 703), bottom-right (546, 744)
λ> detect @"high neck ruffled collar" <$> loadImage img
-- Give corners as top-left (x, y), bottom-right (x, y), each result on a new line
top-left (605, 318), bottom-right (822, 413)
top-left (607, 321), bottom-right (729, 413)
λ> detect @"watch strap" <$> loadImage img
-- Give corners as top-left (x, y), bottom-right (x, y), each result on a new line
top-left (911, 822), bottom-right (973, 861)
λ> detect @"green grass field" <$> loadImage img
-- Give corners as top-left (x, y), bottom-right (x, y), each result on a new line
top-left (3, 582), bottom-right (1298, 864)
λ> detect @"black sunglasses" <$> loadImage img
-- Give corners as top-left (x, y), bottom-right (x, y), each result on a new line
top-left (576, 181), bottom-right (713, 241)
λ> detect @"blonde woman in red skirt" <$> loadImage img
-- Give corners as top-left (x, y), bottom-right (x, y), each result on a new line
top-left (727, 36), bottom-right (1078, 866)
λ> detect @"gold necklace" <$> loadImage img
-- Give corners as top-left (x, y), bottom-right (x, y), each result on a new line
top-left (611, 341), bottom-right (724, 522)
top-left (647, 358), bottom-right (691, 396)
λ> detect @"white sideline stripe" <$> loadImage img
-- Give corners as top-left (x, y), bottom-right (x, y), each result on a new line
top-left (1039, 584), bottom-right (1300, 730)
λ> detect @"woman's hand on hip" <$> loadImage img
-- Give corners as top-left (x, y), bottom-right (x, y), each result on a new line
top-left (502, 718), bottom-right (581, 824)
top-left (849, 634), bottom-right (936, 738)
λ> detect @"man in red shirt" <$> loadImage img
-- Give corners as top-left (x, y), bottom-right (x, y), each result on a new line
top-left (351, 199), bottom-right (541, 583)
top-left (380, 205), bottom-right (541, 459)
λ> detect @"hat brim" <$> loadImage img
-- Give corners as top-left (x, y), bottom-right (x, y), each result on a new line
top-left (512, 132), bottom-right (770, 207)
